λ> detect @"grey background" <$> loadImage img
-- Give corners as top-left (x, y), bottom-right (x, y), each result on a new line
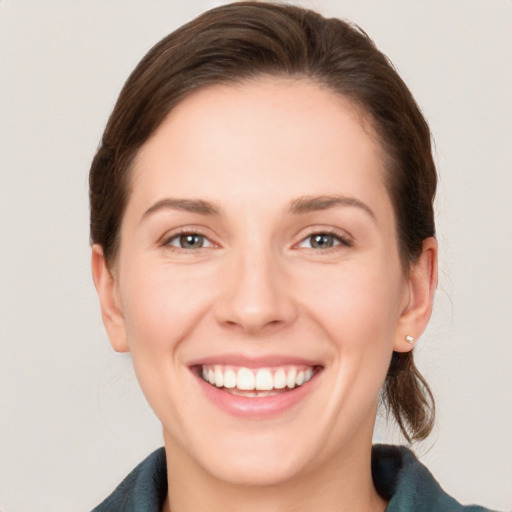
top-left (1, 1), bottom-right (511, 510)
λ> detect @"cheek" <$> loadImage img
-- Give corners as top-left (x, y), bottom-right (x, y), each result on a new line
top-left (115, 258), bottom-right (215, 430)
top-left (118, 257), bottom-right (217, 353)
top-left (298, 261), bottom-right (404, 396)
top-left (301, 261), bottom-right (404, 342)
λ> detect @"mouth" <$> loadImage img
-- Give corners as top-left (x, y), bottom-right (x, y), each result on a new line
top-left (192, 364), bottom-right (321, 398)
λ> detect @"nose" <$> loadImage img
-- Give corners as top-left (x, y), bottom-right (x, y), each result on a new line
top-left (214, 246), bottom-right (299, 335)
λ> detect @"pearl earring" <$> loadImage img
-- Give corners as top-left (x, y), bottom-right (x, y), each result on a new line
top-left (405, 335), bottom-right (415, 344)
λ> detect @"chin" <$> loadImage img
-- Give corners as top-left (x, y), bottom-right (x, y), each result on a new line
top-left (166, 422), bottom-right (319, 487)
top-left (204, 446), bottom-right (312, 487)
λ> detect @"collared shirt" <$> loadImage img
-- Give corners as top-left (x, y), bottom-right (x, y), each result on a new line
top-left (91, 445), bottom-right (498, 512)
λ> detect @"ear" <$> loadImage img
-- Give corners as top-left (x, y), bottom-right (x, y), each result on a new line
top-left (91, 244), bottom-right (129, 352)
top-left (394, 237), bottom-right (438, 353)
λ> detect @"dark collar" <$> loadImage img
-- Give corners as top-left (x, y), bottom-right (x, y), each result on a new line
top-left (92, 445), bottom-right (495, 511)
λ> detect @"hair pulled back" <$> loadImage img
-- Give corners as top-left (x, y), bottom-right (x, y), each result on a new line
top-left (89, 1), bottom-right (436, 442)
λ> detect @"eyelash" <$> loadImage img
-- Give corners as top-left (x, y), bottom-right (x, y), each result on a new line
top-left (161, 228), bottom-right (215, 251)
top-left (296, 229), bottom-right (353, 251)
top-left (160, 228), bottom-right (353, 252)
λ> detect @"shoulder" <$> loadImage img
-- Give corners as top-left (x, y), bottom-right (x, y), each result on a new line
top-left (372, 444), bottom-right (499, 512)
top-left (91, 447), bottom-right (167, 512)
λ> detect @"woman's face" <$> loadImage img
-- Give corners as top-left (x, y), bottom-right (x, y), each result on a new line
top-left (95, 78), bottom-right (428, 485)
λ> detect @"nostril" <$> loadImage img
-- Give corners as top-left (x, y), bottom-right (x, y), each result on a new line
top-left (220, 317), bottom-right (287, 334)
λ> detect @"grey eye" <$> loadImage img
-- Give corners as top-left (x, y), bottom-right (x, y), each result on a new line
top-left (304, 234), bottom-right (340, 249)
top-left (181, 234), bottom-right (204, 248)
top-left (168, 233), bottom-right (211, 249)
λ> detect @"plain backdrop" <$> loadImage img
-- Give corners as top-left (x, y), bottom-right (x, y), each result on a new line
top-left (1, 1), bottom-right (511, 511)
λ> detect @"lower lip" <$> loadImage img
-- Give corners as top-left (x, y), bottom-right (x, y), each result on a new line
top-left (194, 370), bottom-right (320, 418)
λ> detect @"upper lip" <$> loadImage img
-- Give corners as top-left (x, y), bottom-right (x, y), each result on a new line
top-left (187, 353), bottom-right (323, 369)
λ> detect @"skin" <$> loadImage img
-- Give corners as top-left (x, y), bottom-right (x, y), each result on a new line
top-left (92, 78), bottom-right (437, 512)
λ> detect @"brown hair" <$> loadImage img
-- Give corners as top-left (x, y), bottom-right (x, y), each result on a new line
top-left (89, 1), bottom-right (436, 441)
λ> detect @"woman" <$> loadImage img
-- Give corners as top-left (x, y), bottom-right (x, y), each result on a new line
top-left (89, 2), bottom-right (497, 511)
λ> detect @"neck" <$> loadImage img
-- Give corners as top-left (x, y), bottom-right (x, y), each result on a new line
top-left (162, 431), bottom-right (387, 512)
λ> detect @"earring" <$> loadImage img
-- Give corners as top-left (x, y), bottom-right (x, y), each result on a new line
top-left (405, 335), bottom-right (415, 344)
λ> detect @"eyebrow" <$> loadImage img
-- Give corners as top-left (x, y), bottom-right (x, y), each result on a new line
top-left (141, 194), bottom-right (375, 222)
top-left (142, 198), bottom-right (220, 220)
top-left (288, 194), bottom-right (376, 220)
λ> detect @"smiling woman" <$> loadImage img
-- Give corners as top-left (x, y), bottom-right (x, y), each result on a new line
top-left (88, 2), bottom-right (498, 512)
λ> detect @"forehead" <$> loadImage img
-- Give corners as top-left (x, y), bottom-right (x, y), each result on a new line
top-left (128, 78), bottom-right (390, 218)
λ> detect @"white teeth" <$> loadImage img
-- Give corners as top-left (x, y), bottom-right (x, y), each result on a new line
top-left (223, 369), bottom-right (237, 389)
top-left (286, 368), bottom-right (297, 389)
top-left (214, 366), bottom-right (223, 387)
top-left (200, 364), bottom-right (317, 392)
top-left (273, 369), bottom-right (287, 389)
top-left (237, 368), bottom-right (255, 390)
top-left (255, 369), bottom-right (273, 390)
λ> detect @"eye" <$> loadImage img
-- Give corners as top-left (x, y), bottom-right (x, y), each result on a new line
top-left (165, 233), bottom-right (213, 249)
top-left (298, 232), bottom-right (351, 249)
